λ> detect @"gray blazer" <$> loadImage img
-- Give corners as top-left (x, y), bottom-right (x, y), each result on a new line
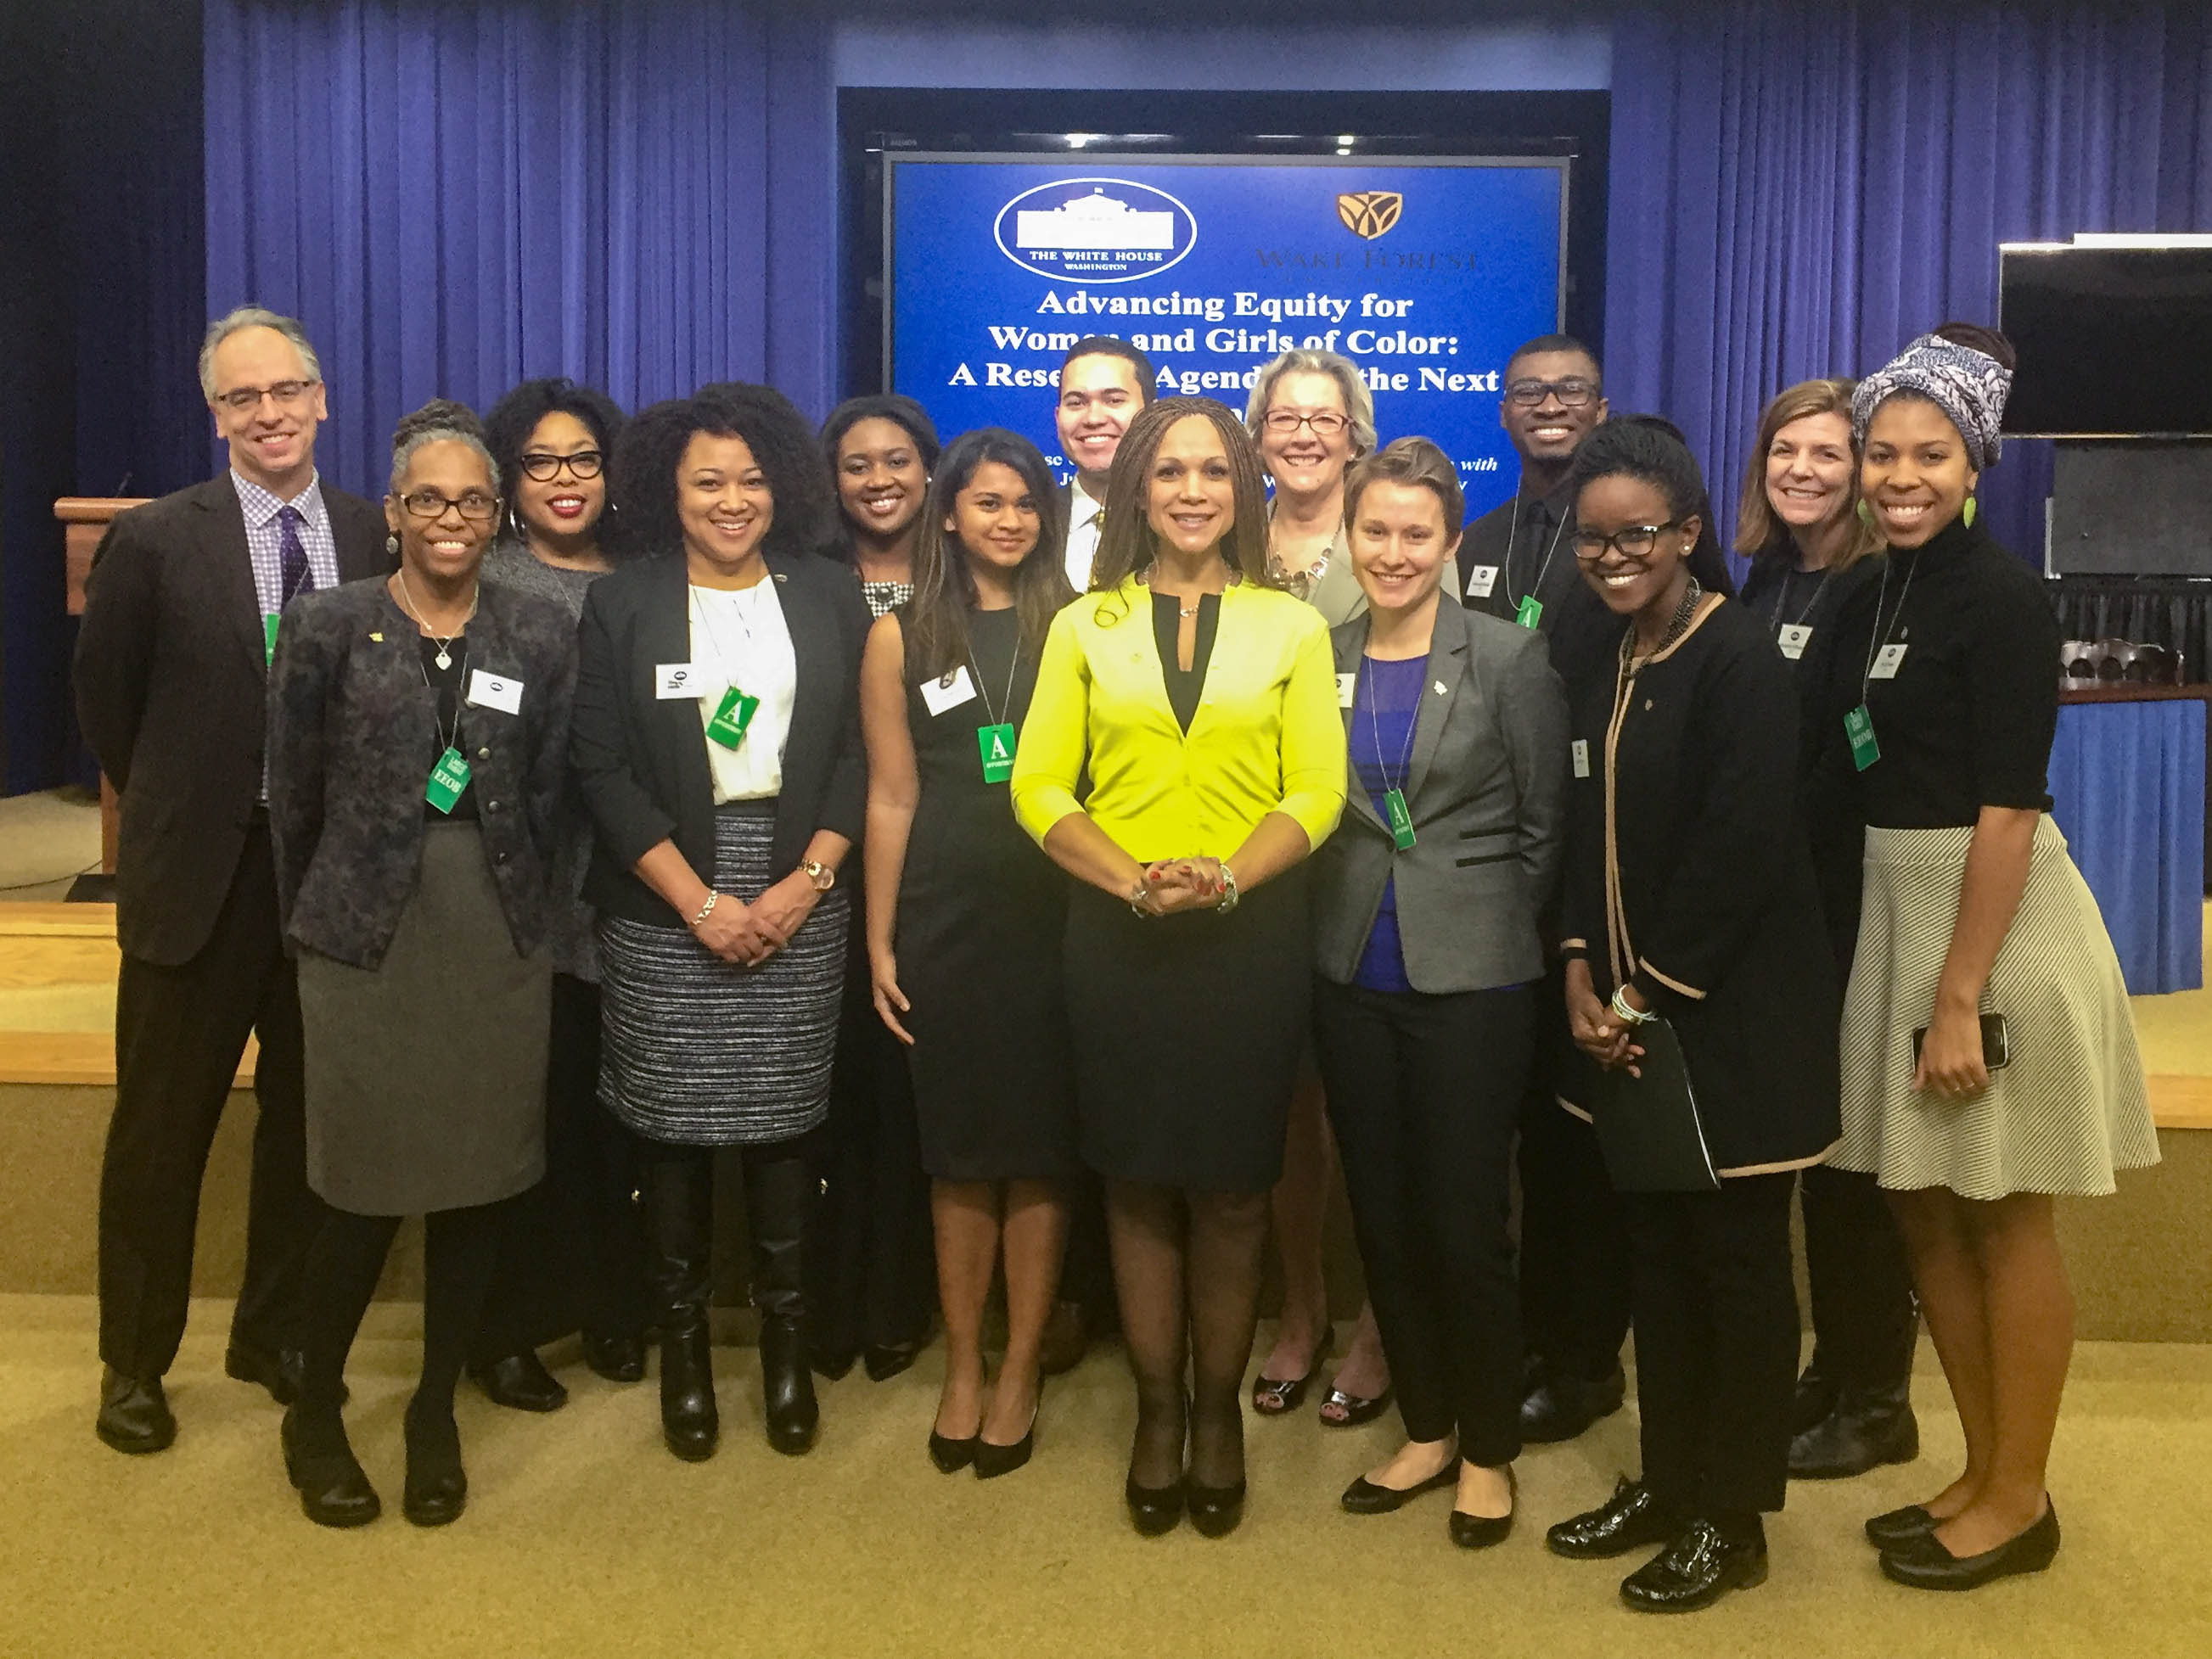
top-left (1311, 600), bottom-right (1570, 994)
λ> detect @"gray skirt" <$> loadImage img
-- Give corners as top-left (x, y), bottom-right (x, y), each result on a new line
top-left (597, 804), bottom-right (849, 1147)
top-left (299, 821), bottom-right (551, 1216)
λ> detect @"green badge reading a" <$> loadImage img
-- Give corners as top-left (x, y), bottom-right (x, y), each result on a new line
top-left (706, 686), bottom-right (761, 750)
top-left (1514, 595), bottom-right (1544, 631)
top-left (425, 746), bottom-right (471, 815)
top-left (1845, 703), bottom-right (1880, 772)
top-left (1384, 787), bottom-right (1417, 850)
top-left (977, 722), bottom-right (1017, 784)
top-left (262, 613), bottom-right (281, 664)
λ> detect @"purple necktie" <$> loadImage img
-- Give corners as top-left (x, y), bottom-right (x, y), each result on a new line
top-left (278, 505), bottom-right (313, 603)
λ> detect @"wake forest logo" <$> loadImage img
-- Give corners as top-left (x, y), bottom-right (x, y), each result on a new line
top-left (1336, 191), bottom-right (1403, 241)
top-left (994, 178), bottom-right (1199, 284)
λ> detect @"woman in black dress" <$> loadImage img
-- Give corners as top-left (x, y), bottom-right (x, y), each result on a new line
top-left (861, 428), bottom-right (1076, 1477)
top-left (1543, 420), bottom-right (1839, 1611)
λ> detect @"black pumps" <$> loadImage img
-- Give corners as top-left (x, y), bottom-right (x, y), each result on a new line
top-left (1126, 1475), bottom-right (1185, 1535)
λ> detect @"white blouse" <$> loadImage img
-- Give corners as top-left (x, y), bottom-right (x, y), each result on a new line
top-left (688, 580), bottom-right (797, 803)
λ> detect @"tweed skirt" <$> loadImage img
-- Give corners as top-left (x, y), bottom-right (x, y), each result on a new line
top-left (300, 823), bottom-right (551, 1216)
top-left (1833, 817), bottom-right (2159, 1200)
top-left (597, 804), bottom-right (849, 1147)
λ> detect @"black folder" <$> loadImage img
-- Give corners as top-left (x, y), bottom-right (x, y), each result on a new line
top-left (1588, 1015), bottom-right (1721, 1193)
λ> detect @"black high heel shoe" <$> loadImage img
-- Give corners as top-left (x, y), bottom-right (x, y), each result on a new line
top-left (974, 1407), bottom-right (1037, 1481)
top-left (1185, 1476), bottom-right (1247, 1538)
top-left (929, 1423), bottom-right (979, 1474)
top-left (1126, 1473), bottom-right (1185, 1535)
top-left (1251, 1328), bottom-right (1333, 1416)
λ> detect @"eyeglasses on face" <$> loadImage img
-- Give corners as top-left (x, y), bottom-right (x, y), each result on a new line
top-left (1260, 409), bottom-right (1350, 436)
top-left (1571, 520), bottom-right (1680, 563)
top-left (398, 488), bottom-right (500, 523)
top-left (519, 450), bottom-right (604, 481)
top-left (215, 379), bottom-right (317, 413)
top-left (1505, 378), bottom-right (1600, 409)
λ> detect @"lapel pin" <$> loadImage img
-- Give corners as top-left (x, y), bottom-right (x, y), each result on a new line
top-left (368, 631), bottom-right (384, 642)
top-left (1434, 680), bottom-right (1448, 696)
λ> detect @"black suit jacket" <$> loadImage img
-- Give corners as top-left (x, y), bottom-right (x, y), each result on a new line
top-left (72, 474), bottom-right (389, 965)
top-left (571, 548), bottom-right (871, 925)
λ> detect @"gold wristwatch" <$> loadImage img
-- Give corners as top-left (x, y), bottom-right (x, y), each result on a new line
top-left (800, 858), bottom-right (836, 892)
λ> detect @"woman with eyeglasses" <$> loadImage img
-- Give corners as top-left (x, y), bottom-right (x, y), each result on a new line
top-left (267, 400), bottom-right (576, 1527)
top-left (1240, 350), bottom-right (1393, 1430)
top-left (1543, 420), bottom-right (1839, 1612)
top-left (808, 395), bottom-right (943, 1384)
top-left (456, 379), bottom-right (646, 1415)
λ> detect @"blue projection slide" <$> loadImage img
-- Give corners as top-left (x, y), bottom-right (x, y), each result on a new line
top-left (886, 154), bottom-right (1565, 520)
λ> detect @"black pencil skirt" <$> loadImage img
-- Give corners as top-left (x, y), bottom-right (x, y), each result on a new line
top-left (1063, 868), bottom-right (1309, 1195)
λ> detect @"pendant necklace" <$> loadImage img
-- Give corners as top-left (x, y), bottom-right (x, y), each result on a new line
top-left (395, 566), bottom-right (479, 670)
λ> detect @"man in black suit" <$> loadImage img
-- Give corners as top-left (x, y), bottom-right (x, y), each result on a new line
top-left (73, 306), bottom-right (388, 1453)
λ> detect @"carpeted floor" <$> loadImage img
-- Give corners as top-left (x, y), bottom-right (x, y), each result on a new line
top-left (6, 1297), bottom-right (2209, 1658)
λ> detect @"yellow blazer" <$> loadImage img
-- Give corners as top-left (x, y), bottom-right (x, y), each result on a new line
top-left (1012, 577), bottom-right (1346, 859)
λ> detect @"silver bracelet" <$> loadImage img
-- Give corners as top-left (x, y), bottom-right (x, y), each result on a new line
top-left (690, 890), bottom-right (720, 929)
top-left (1608, 985), bottom-right (1653, 1025)
top-left (1214, 863), bottom-right (1240, 915)
top-left (1127, 879), bottom-right (1155, 919)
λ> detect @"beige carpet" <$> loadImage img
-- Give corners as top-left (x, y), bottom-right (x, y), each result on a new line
top-left (4, 1297), bottom-right (2209, 1657)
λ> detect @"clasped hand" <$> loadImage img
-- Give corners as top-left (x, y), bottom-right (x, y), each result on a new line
top-left (690, 872), bottom-right (819, 967)
top-left (1564, 958), bottom-right (1646, 1078)
top-left (1131, 856), bottom-right (1227, 916)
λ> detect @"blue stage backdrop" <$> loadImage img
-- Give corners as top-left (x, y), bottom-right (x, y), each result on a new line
top-left (888, 156), bottom-right (1565, 520)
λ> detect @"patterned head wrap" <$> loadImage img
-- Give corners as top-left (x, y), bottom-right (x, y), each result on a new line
top-left (1851, 333), bottom-right (2013, 471)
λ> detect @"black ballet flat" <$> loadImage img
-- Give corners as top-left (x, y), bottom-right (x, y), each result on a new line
top-left (1251, 1330), bottom-right (1333, 1416)
top-left (1864, 1503), bottom-right (1940, 1550)
top-left (1186, 1477), bottom-right (1246, 1538)
top-left (1340, 1463), bottom-right (1457, 1516)
top-left (1880, 1503), bottom-right (2060, 1591)
top-left (1126, 1474), bottom-right (1185, 1536)
top-left (1449, 1467), bottom-right (1517, 1550)
top-left (928, 1429), bottom-right (978, 1474)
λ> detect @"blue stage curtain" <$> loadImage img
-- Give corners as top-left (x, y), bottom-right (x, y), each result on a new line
top-left (2048, 699), bottom-right (2207, 995)
top-left (1603, 3), bottom-right (2212, 581)
top-left (202, 0), bottom-right (836, 502)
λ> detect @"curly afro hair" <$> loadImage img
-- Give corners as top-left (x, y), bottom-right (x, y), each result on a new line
top-left (607, 384), bottom-right (833, 563)
top-left (482, 378), bottom-right (626, 498)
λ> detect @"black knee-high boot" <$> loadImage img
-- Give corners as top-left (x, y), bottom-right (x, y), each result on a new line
top-left (744, 1149), bottom-right (819, 1455)
top-left (643, 1151), bottom-right (717, 1462)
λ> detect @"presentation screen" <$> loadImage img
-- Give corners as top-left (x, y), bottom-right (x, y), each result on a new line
top-left (884, 154), bottom-right (1567, 522)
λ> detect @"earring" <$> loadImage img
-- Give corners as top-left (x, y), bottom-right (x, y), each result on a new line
top-left (1855, 499), bottom-right (1876, 528)
top-left (385, 532), bottom-right (400, 557)
top-left (1962, 496), bottom-right (1978, 529)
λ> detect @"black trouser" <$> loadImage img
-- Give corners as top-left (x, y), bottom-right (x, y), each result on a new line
top-left (1314, 978), bottom-right (1530, 1466)
top-left (1800, 1163), bottom-right (1917, 1395)
top-left (475, 974), bottom-right (648, 1359)
top-left (1628, 1172), bottom-right (1799, 1518)
top-left (98, 818), bottom-right (323, 1376)
top-left (1516, 972), bottom-right (1631, 1386)
top-left (805, 991), bottom-right (933, 1354)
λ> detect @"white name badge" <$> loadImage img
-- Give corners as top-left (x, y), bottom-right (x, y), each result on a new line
top-left (919, 665), bottom-right (978, 716)
top-left (655, 663), bottom-right (701, 699)
top-left (1571, 738), bottom-right (1591, 779)
top-left (1870, 642), bottom-right (1909, 680)
top-left (1337, 672), bottom-right (1357, 709)
top-left (465, 670), bottom-right (524, 715)
top-left (1778, 624), bottom-right (1813, 660)
top-left (1465, 563), bottom-right (1499, 601)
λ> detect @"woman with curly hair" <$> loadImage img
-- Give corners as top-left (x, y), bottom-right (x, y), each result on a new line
top-left (571, 386), bottom-right (868, 1461)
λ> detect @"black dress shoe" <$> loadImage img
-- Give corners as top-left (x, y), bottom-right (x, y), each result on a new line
top-left (1620, 1518), bottom-right (1769, 1612)
top-left (863, 1338), bottom-right (925, 1383)
top-left (1792, 1355), bottom-right (1838, 1435)
top-left (1519, 1363), bottom-right (1626, 1444)
top-left (226, 1344), bottom-right (309, 1407)
top-left (1880, 1502), bottom-right (2060, 1590)
top-left (810, 1344), bottom-right (859, 1382)
top-left (401, 1398), bottom-right (467, 1527)
top-left (1186, 1476), bottom-right (1246, 1538)
top-left (581, 1331), bottom-right (647, 1384)
top-left (1449, 1466), bottom-right (1516, 1550)
top-left (1126, 1474), bottom-right (1185, 1535)
top-left (1340, 1462), bottom-right (1457, 1516)
top-left (469, 1351), bottom-right (569, 1413)
top-left (1547, 1477), bottom-right (1681, 1560)
top-left (929, 1428), bottom-right (978, 1473)
top-left (1790, 1384), bottom-right (1918, 1479)
top-left (96, 1368), bottom-right (176, 1455)
top-left (974, 1412), bottom-right (1036, 1481)
top-left (281, 1404), bottom-right (380, 1528)
top-left (1864, 1503), bottom-right (1940, 1550)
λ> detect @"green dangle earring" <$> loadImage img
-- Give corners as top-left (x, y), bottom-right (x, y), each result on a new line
top-left (1962, 495), bottom-right (1978, 528)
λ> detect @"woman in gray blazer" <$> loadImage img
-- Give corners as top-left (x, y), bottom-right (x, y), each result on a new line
top-left (1309, 438), bottom-right (1569, 1550)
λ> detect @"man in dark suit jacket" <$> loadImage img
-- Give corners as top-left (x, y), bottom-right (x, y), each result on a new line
top-left (72, 306), bottom-right (388, 1454)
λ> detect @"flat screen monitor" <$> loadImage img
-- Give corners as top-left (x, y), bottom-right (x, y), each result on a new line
top-left (2000, 243), bottom-right (2212, 437)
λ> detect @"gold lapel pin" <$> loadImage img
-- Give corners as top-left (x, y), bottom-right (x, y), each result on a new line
top-left (369, 631), bottom-right (384, 642)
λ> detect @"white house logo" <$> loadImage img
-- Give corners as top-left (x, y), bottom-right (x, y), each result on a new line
top-left (993, 179), bottom-right (1198, 284)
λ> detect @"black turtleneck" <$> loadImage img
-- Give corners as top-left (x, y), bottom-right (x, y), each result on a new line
top-left (1820, 513), bottom-right (2059, 829)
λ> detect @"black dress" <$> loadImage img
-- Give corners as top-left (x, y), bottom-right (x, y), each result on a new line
top-left (897, 605), bottom-right (1080, 1180)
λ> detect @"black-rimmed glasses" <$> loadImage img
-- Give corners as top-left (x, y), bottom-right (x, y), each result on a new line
top-left (1505, 378), bottom-right (1600, 409)
top-left (398, 488), bottom-right (500, 523)
top-left (519, 450), bottom-right (604, 481)
top-left (1571, 520), bottom-right (1680, 563)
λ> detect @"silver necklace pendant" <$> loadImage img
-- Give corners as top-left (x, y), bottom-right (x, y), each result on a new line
top-left (435, 647), bottom-right (453, 670)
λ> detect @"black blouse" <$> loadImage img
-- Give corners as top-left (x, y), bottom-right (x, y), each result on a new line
top-left (1819, 516), bottom-right (2059, 828)
top-left (419, 635), bottom-right (479, 821)
top-left (1152, 591), bottom-right (1221, 733)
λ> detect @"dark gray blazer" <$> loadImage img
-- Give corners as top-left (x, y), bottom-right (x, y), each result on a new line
top-left (267, 577), bottom-right (577, 970)
top-left (1311, 599), bottom-right (1570, 994)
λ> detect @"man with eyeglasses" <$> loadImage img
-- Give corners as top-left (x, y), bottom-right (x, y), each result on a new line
top-left (1053, 335), bottom-right (1158, 591)
top-left (74, 305), bottom-right (388, 1455)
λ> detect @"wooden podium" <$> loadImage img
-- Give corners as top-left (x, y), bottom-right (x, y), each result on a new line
top-left (55, 496), bottom-right (149, 876)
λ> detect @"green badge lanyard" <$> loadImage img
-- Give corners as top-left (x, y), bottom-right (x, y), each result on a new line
top-left (1502, 502), bottom-right (1568, 631)
top-left (968, 630), bottom-right (1025, 785)
top-left (1848, 557), bottom-right (1917, 772)
top-left (422, 641), bottom-right (472, 814)
top-left (1362, 657), bottom-right (1422, 850)
top-left (692, 588), bottom-right (764, 751)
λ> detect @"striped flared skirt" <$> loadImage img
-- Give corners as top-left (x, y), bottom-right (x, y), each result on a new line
top-left (1833, 816), bottom-right (2159, 1200)
top-left (597, 804), bottom-right (849, 1147)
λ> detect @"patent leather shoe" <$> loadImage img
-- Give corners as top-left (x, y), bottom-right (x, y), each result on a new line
top-left (1519, 1362), bottom-right (1626, 1444)
top-left (1547, 1477), bottom-right (1681, 1560)
top-left (281, 1404), bottom-right (380, 1528)
top-left (581, 1331), bottom-right (646, 1384)
top-left (1340, 1461), bottom-right (1456, 1516)
top-left (1252, 1329), bottom-right (1332, 1416)
top-left (1126, 1474), bottom-right (1185, 1535)
top-left (226, 1343), bottom-right (317, 1407)
top-left (469, 1351), bottom-right (569, 1413)
top-left (1789, 1383), bottom-right (1918, 1480)
top-left (1448, 1466), bottom-right (1516, 1550)
top-left (401, 1397), bottom-right (467, 1527)
top-left (95, 1368), bottom-right (175, 1455)
top-left (1864, 1503), bottom-right (1939, 1550)
top-left (1880, 1503), bottom-right (2060, 1590)
top-left (1186, 1476), bottom-right (1246, 1538)
top-left (1620, 1518), bottom-right (1769, 1612)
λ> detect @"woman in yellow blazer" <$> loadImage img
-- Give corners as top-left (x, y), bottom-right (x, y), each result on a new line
top-left (1012, 395), bottom-right (1345, 1538)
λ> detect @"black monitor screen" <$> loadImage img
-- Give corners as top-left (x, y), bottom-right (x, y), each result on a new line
top-left (2000, 245), bottom-right (2212, 437)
